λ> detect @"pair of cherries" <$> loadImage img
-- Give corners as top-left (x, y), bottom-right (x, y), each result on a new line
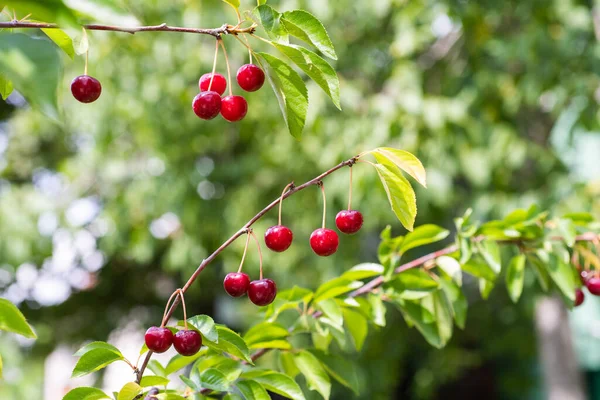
top-left (575, 271), bottom-right (600, 307)
top-left (223, 273), bottom-right (277, 306)
top-left (192, 64), bottom-right (265, 122)
top-left (71, 75), bottom-right (102, 103)
top-left (265, 210), bottom-right (364, 256)
top-left (144, 326), bottom-right (202, 356)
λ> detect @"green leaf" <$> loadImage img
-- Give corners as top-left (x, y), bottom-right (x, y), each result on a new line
top-left (436, 256), bottom-right (462, 286)
top-left (394, 299), bottom-right (443, 348)
top-left (399, 224), bottom-right (449, 254)
top-left (476, 240), bottom-right (501, 274)
top-left (281, 10), bottom-right (337, 60)
top-left (279, 351), bottom-right (301, 378)
top-left (311, 350), bottom-right (359, 395)
top-left (180, 374), bottom-right (200, 391)
top-left (41, 28), bottom-right (75, 59)
top-left (62, 387), bottom-right (111, 400)
top-left (368, 293), bottom-right (387, 327)
top-left (237, 379), bottom-right (270, 400)
top-left (165, 348), bottom-right (207, 375)
top-left (430, 290), bottom-right (453, 344)
top-left (3, 0), bottom-right (78, 24)
top-left (155, 394), bottom-right (186, 400)
top-left (547, 250), bottom-right (576, 303)
top-left (180, 315), bottom-right (218, 342)
top-left (224, 395), bottom-right (244, 400)
top-left (556, 218), bottom-right (577, 247)
top-left (147, 360), bottom-right (166, 377)
top-left (243, 322), bottom-right (289, 346)
top-left (204, 325), bottom-right (252, 363)
top-left (370, 148), bottom-right (427, 187)
top-left (222, 0), bottom-right (240, 9)
top-left (479, 279), bottom-right (494, 300)
top-left (0, 74), bottom-right (13, 100)
top-left (343, 308), bottom-right (368, 351)
top-left (0, 298), bottom-right (37, 338)
top-left (139, 343), bottom-right (148, 356)
top-left (372, 163), bottom-right (417, 231)
top-left (314, 277), bottom-right (363, 303)
top-left (199, 368), bottom-right (230, 392)
top-left (257, 52), bottom-right (308, 139)
top-left (294, 350), bottom-right (331, 399)
top-left (117, 382), bottom-right (141, 400)
top-left (388, 269), bottom-right (439, 291)
top-left (140, 375), bottom-right (170, 388)
top-left (0, 354), bottom-right (2, 379)
top-left (74, 341), bottom-right (122, 357)
top-left (461, 255), bottom-right (498, 281)
top-left (273, 43), bottom-right (340, 109)
top-left (505, 254), bottom-right (526, 303)
top-left (242, 370), bottom-right (306, 400)
top-left (341, 263), bottom-right (384, 281)
top-left (317, 299), bottom-right (343, 328)
top-left (252, 5), bottom-right (288, 42)
top-left (72, 348), bottom-right (124, 378)
top-left (527, 254), bottom-right (551, 291)
top-left (439, 279), bottom-right (467, 329)
top-left (0, 33), bottom-right (62, 119)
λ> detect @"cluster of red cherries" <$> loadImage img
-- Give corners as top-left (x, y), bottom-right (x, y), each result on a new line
top-left (192, 64), bottom-right (265, 122)
top-left (575, 271), bottom-right (600, 307)
top-left (144, 325), bottom-right (202, 357)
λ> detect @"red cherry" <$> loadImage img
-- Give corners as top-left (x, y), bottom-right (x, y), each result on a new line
top-left (71, 75), bottom-right (102, 103)
top-left (248, 279), bottom-right (277, 306)
top-left (335, 210), bottom-right (364, 234)
top-left (264, 225), bottom-right (293, 252)
top-left (144, 326), bottom-right (173, 353)
top-left (192, 91), bottom-right (221, 120)
top-left (220, 95), bottom-right (248, 122)
top-left (236, 64), bottom-right (265, 92)
top-left (199, 73), bottom-right (227, 96)
top-left (310, 228), bottom-right (339, 256)
top-left (173, 329), bottom-right (202, 356)
top-left (223, 272), bottom-right (250, 297)
top-left (575, 288), bottom-right (585, 307)
top-left (586, 277), bottom-right (600, 296)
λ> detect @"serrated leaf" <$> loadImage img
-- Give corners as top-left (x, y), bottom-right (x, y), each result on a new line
top-left (62, 387), bottom-right (111, 400)
top-left (242, 370), bottom-right (306, 400)
top-left (237, 379), bottom-right (270, 400)
top-left (204, 325), bottom-right (252, 363)
top-left (505, 254), bottom-right (526, 303)
top-left (399, 224), bottom-right (449, 254)
top-left (165, 348), bottom-right (207, 375)
top-left (180, 315), bottom-right (218, 343)
top-left (199, 368), bottom-right (230, 391)
top-left (0, 33), bottom-right (62, 119)
top-left (257, 52), bottom-right (307, 138)
top-left (139, 375), bottom-right (169, 388)
top-left (310, 350), bottom-right (359, 395)
top-left (117, 382), bottom-right (141, 400)
top-left (281, 10), bottom-right (337, 59)
top-left (72, 348), bottom-right (123, 378)
top-left (273, 43), bottom-right (340, 109)
top-left (0, 298), bottom-right (36, 338)
top-left (0, 74), bottom-right (13, 100)
top-left (314, 277), bottom-right (363, 303)
top-left (372, 163), bottom-right (417, 231)
top-left (341, 263), bottom-right (384, 281)
top-left (243, 322), bottom-right (289, 346)
top-left (294, 350), bottom-right (331, 399)
top-left (74, 341), bottom-right (122, 357)
top-left (343, 308), bottom-right (368, 351)
top-left (252, 5), bottom-right (288, 42)
top-left (41, 28), bottom-right (75, 59)
top-left (370, 148), bottom-right (427, 187)
top-left (436, 256), bottom-right (462, 286)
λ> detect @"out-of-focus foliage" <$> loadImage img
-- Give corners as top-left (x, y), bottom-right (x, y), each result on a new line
top-left (1, 0), bottom-right (600, 399)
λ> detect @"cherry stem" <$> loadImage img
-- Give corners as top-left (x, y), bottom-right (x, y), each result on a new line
top-left (160, 290), bottom-right (181, 328)
top-left (219, 39), bottom-right (233, 97)
top-left (237, 231), bottom-right (251, 273)
top-left (278, 183), bottom-right (293, 226)
top-left (250, 230), bottom-right (264, 280)
top-left (208, 38), bottom-right (220, 92)
top-left (84, 50), bottom-right (89, 76)
top-left (178, 289), bottom-right (188, 330)
top-left (319, 182), bottom-right (327, 230)
top-left (348, 166), bottom-right (353, 211)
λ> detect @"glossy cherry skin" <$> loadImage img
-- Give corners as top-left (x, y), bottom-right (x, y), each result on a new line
top-left (236, 64), bottom-right (265, 92)
top-left (575, 288), bottom-right (585, 307)
top-left (71, 75), bottom-right (102, 103)
top-left (224, 272), bottom-right (250, 297)
top-left (335, 210), bottom-right (364, 234)
top-left (264, 225), bottom-right (293, 252)
top-left (248, 279), bottom-right (277, 306)
top-left (144, 326), bottom-right (173, 353)
top-left (192, 91), bottom-right (221, 120)
top-left (173, 329), bottom-right (202, 356)
top-left (220, 95), bottom-right (248, 122)
top-left (199, 73), bottom-right (227, 96)
top-left (586, 277), bottom-right (600, 296)
top-left (310, 228), bottom-right (339, 256)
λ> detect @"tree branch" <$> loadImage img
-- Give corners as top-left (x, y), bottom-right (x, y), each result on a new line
top-left (0, 20), bottom-right (256, 37)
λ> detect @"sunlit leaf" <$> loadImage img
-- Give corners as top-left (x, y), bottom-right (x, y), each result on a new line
top-left (0, 297), bottom-right (36, 338)
top-left (372, 163), bottom-right (417, 231)
top-left (117, 382), bottom-right (142, 400)
top-left (0, 74), bottom-right (13, 100)
top-left (370, 148), bottom-right (427, 187)
top-left (139, 375), bottom-right (169, 388)
top-left (242, 369), bottom-right (306, 400)
top-left (62, 387), bottom-right (111, 400)
top-left (237, 379), bottom-right (271, 400)
top-left (72, 348), bottom-right (124, 378)
top-left (281, 10), bottom-right (337, 59)
top-left (294, 350), bottom-right (331, 399)
top-left (399, 224), bottom-right (449, 254)
top-left (41, 28), bottom-right (75, 58)
top-left (252, 5), bottom-right (288, 42)
top-left (505, 254), bottom-right (526, 303)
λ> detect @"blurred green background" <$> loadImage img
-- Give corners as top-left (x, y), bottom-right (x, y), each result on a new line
top-left (1, 0), bottom-right (600, 399)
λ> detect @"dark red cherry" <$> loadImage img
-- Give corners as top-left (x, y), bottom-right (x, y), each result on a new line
top-left (173, 329), bottom-right (202, 356)
top-left (586, 277), bottom-right (600, 296)
top-left (575, 288), bottom-right (585, 307)
top-left (310, 228), bottom-right (339, 256)
top-left (144, 326), bottom-right (173, 353)
top-left (192, 91), bottom-right (221, 120)
top-left (264, 225), bottom-right (293, 252)
top-left (236, 64), bottom-right (265, 92)
top-left (71, 75), bottom-right (102, 103)
top-left (248, 279), bottom-right (277, 306)
top-left (199, 73), bottom-right (227, 96)
top-left (224, 272), bottom-right (250, 297)
top-left (335, 210), bottom-right (364, 234)
top-left (220, 95), bottom-right (247, 122)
